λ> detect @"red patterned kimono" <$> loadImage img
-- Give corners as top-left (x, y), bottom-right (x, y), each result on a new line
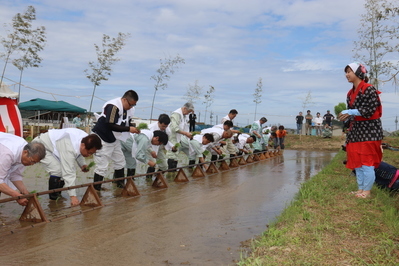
top-left (345, 81), bottom-right (383, 170)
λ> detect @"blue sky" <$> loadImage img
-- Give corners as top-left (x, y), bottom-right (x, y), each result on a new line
top-left (1, 0), bottom-right (398, 130)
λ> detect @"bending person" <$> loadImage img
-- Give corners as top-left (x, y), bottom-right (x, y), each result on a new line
top-left (166, 103), bottom-right (194, 171)
top-left (180, 133), bottom-right (214, 167)
top-left (92, 90), bottom-right (140, 190)
top-left (123, 130), bottom-right (168, 178)
top-left (33, 128), bottom-right (102, 206)
top-left (0, 132), bottom-right (45, 206)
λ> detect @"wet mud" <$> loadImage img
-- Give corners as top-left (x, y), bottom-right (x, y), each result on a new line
top-left (0, 150), bottom-right (335, 265)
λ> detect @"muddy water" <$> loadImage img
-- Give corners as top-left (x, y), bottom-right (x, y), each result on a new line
top-left (0, 150), bottom-right (335, 265)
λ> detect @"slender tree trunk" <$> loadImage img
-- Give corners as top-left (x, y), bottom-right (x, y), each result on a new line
top-left (17, 67), bottom-right (25, 103)
top-left (0, 53), bottom-right (11, 87)
top-left (89, 84), bottom-right (97, 113)
top-left (150, 89), bottom-right (157, 121)
top-left (204, 106), bottom-right (208, 125)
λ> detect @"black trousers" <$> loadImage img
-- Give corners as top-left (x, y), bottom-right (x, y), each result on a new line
top-left (189, 123), bottom-right (196, 132)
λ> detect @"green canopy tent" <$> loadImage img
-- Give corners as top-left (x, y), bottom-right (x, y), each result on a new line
top-left (18, 98), bottom-right (86, 128)
top-left (18, 98), bottom-right (86, 113)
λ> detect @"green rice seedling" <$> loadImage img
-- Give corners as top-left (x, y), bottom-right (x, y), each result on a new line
top-left (137, 122), bottom-right (148, 130)
top-left (84, 161), bottom-right (96, 171)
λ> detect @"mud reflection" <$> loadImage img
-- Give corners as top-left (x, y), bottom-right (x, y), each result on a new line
top-left (0, 150), bottom-right (336, 265)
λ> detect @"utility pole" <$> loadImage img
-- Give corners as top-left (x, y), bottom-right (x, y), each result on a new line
top-left (395, 116), bottom-right (398, 131)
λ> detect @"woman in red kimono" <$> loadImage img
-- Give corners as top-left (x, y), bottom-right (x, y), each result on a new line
top-left (338, 62), bottom-right (383, 198)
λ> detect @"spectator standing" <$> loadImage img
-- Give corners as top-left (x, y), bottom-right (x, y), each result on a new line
top-left (323, 110), bottom-right (335, 127)
top-left (72, 114), bottom-right (82, 127)
top-left (313, 112), bottom-right (323, 136)
top-left (189, 113), bottom-right (197, 132)
top-left (304, 110), bottom-right (313, 135)
top-left (338, 62), bottom-right (383, 198)
top-left (295, 112), bottom-right (304, 135)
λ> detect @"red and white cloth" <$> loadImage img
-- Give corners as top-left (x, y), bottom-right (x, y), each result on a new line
top-left (0, 97), bottom-right (23, 137)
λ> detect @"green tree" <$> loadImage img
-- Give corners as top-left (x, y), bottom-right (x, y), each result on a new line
top-left (0, 5), bottom-right (46, 94)
top-left (85, 32), bottom-right (130, 113)
top-left (183, 80), bottom-right (202, 104)
top-left (353, 0), bottom-right (399, 89)
top-left (150, 54), bottom-right (185, 120)
top-left (253, 77), bottom-right (262, 120)
top-left (203, 85), bottom-right (215, 124)
top-left (11, 7), bottom-right (46, 99)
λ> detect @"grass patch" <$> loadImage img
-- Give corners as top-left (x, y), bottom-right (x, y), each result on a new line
top-left (239, 136), bottom-right (399, 265)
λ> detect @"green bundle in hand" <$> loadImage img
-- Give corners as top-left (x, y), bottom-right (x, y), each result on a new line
top-left (85, 161), bottom-right (96, 171)
top-left (174, 143), bottom-right (181, 149)
top-left (138, 123), bottom-right (149, 130)
top-left (203, 150), bottom-right (210, 156)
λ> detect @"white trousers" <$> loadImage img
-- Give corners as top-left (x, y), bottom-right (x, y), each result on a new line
top-left (94, 140), bottom-right (125, 177)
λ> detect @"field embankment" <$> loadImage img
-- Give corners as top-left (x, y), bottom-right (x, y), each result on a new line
top-left (239, 136), bottom-right (399, 265)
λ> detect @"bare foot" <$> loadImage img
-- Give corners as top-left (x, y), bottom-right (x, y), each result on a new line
top-left (356, 190), bottom-right (371, 198)
top-left (349, 190), bottom-right (363, 195)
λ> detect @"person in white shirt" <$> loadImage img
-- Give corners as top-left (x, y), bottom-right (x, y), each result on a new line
top-left (0, 132), bottom-right (45, 206)
top-left (313, 112), bottom-right (324, 136)
top-left (33, 128), bottom-right (102, 206)
top-left (201, 126), bottom-right (233, 162)
top-left (91, 90), bottom-right (140, 190)
top-left (220, 109), bottom-right (240, 157)
top-left (232, 134), bottom-right (256, 155)
top-left (147, 114), bottom-right (171, 174)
